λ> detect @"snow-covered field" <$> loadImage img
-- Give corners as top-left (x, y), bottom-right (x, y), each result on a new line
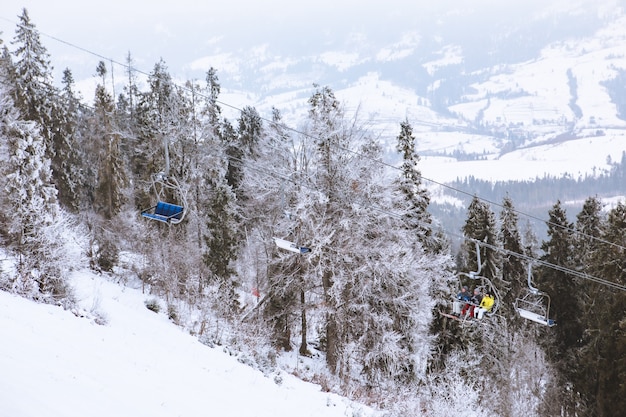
top-left (0, 270), bottom-right (375, 417)
top-left (420, 132), bottom-right (626, 183)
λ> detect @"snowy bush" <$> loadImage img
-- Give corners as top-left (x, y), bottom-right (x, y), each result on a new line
top-left (144, 298), bottom-right (161, 313)
top-left (167, 303), bottom-right (179, 323)
top-left (95, 238), bottom-right (119, 273)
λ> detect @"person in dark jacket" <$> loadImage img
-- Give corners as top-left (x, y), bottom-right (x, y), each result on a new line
top-left (463, 287), bottom-right (483, 318)
top-left (453, 286), bottom-right (471, 316)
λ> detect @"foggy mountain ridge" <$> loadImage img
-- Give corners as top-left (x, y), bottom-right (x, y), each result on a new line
top-left (208, 4), bottom-right (626, 227)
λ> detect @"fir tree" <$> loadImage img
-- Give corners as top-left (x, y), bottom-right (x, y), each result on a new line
top-left (51, 68), bottom-right (84, 212)
top-left (204, 67), bottom-right (222, 130)
top-left (225, 105), bottom-right (263, 202)
top-left (305, 84), bottom-right (347, 373)
top-left (498, 195), bottom-right (525, 320)
top-left (0, 93), bottom-right (66, 300)
top-left (538, 200), bottom-right (583, 416)
top-left (577, 201), bottom-right (626, 415)
top-left (184, 76), bottom-right (226, 275)
top-left (133, 59), bottom-right (188, 211)
top-left (203, 179), bottom-right (241, 314)
top-left (540, 201), bottom-right (579, 354)
top-left (394, 119), bottom-right (436, 252)
top-left (8, 9), bottom-right (56, 157)
top-left (460, 196), bottom-right (499, 283)
top-left (91, 77), bottom-right (128, 219)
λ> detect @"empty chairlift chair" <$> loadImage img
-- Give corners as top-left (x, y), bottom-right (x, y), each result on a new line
top-left (140, 135), bottom-right (188, 225)
top-left (141, 200), bottom-right (185, 224)
top-left (273, 237), bottom-right (311, 254)
top-left (514, 264), bottom-right (556, 327)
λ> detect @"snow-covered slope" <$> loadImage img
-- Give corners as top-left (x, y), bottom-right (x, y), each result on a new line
top-left (238, 7), bottom-right (626, 185)
top-left (420, 131), bottom-right (626, 183)
top-left (450, 14), bottom-right (626, 130)
top-left (0, 270), bottom-right (374, 417)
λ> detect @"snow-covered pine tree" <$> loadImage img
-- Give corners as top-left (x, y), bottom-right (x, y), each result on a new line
top-left (349, 187), bottom-right (446, 387)
top-left (0, 92), bottom-right (67, 301)
top-left (460, 196), bottom-right (499, 283)
top-left (575, 200), bottom-right (626, 415)
top-left (289, 85), bottom-right (444, 390)
top-left (303, 84), bottom-right (350, 374)
top-left (203, 179), bottom-right (241, 314)
top-left (8, 9), bottom-right (54, 139)
top-left (5, 12), bottom-right (81, 214)
top-left (498, 195), bottom-right (524, 320)
top-left (92, 79), bottom-right (128, 220)
top-left (51, 68), bottom-right (84, 212)
top-left (394, 119), bottom-right (434, 250)
top-left (195, 89), bottom-right (250, 314)
top-left (224, 105), bottom-right (263, 205)
top-left (133, 59), bottom-right (187, 211)
top-left (181, 72), bottom-right (227, 297)
top-left (203, 67), bottom-right (222, 130)
top-left (538, 200), bottom-right (583, 417)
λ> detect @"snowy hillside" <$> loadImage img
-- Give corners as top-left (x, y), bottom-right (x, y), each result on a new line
top-left (222, 6), bottom-right (626, 186)
top-left (420, 132), bottom-right (626, 183)
top-left (449, 14), bottom-right (626, 130)
top-left (0, 271), bottom-right (375, 417)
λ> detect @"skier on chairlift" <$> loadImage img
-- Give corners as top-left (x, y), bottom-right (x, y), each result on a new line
top-left (454, 286), bottom-right (471, 316)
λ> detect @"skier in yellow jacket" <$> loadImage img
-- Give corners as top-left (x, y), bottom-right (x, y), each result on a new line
top-left (475, 292), bottom-right (494, 319)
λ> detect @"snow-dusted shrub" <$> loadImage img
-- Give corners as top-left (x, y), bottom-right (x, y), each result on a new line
top-left (95, 237), bottom-right (119, 273)
top-left (145, 298), bottom-right (161, 313)
top-left (167, 303), bottom-right (179, 323)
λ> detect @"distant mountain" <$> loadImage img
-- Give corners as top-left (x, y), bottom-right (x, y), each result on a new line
top-left (199, 1), bottom-right (626, 238)
top-left (211, 1), bottom-right (626, 188)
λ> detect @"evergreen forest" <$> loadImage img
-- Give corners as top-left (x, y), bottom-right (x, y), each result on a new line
top-left (1, 9), bottom-right (626, 417)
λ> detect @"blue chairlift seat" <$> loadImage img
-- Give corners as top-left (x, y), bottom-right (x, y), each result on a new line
top-left (141, 201), bottom-right (184, 224)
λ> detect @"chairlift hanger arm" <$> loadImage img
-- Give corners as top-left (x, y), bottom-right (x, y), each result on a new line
top-left (468, 238), bottom-right (626, 292)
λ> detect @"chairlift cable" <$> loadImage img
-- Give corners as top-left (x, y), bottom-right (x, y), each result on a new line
top-left (8, 16), bottom-right (626, 253)
top-left (227, 155), bottom-right (626, 293)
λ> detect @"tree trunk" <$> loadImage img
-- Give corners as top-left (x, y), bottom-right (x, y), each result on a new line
top-left (322, 269), bottom-right (338, 372)
top-left (299, 288), bottom-right (309, 356)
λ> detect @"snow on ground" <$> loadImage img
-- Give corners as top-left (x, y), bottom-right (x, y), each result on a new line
top-left (421, 132), bottom-right (626, 183)
top-left (0, 270), bottom-right (375, 417)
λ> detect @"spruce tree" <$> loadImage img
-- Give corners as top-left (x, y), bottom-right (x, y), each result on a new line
top-left (133, 59), bottom-right (187, 211)
top-left (305, 84), bottom-right (347, 373)
top-left (498, 195), bottom-right (525, 320)
top-left (225, 105), bottom-right (263, 202)
top-left (394, 119), bottom-right (437, 252)
top-left (52, 68), bottom-right (84, 212)
top-left (203, 179), bottom-right (241, 314)
top-left (0, 93), bottom-right (66, 300)
top-left (540, 201), bottom-right (579, 354)
top-left (538, 200), bottom-right (582, 416)
top-left (8, 8), bottom-right (55, 138)
top-left (579, 201), bottom-right (626, 415)
top-left (91, 74), bottom-right (128, 219)
top-left (461, 196), bottom-right (499, 284)
top-left (204, 67), bottom-right (222, 129)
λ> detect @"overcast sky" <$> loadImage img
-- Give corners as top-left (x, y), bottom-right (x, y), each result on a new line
top-left (1, 1), bottom-right (437, 75)
top-left (0, 0), bottom-right (614, 95)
